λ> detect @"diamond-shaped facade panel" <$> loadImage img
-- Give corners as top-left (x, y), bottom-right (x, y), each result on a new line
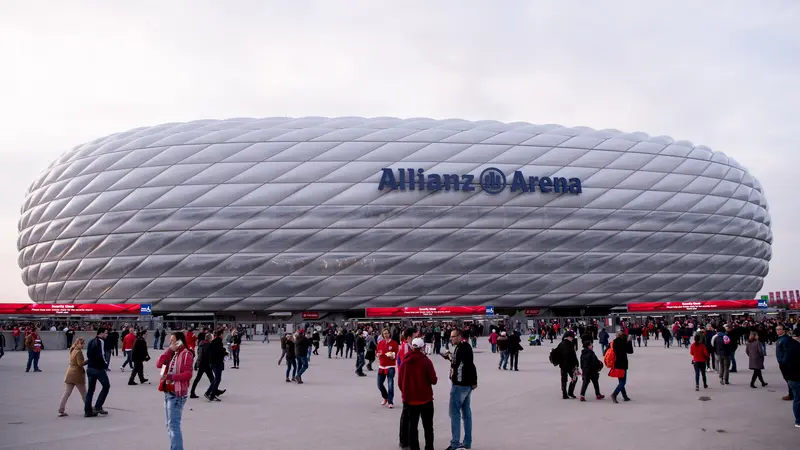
top-left (18, 117), bottom-right (771, 312)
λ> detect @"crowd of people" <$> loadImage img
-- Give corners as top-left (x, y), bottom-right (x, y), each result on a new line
top-left (2, 314), bottom-right (799, 449)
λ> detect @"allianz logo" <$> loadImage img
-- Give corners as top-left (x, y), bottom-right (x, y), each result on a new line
top-left (378, 167), bottom-right (582, 195)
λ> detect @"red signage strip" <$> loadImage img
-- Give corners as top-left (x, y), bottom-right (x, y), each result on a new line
top-left (0, 303), bottom-right (144, 316)
top-left (524, 308), bottom-right (541, 316)
top-left (302, 311), bottom-right (320, 319)
top-left (365, 306), bottom-right (487, 318)
top-left (627, 300), bottom-right (758, 313)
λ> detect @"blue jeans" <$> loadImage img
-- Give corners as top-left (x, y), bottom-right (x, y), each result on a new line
top-left (356, 351), bottom-right (365, 373)
top-left (154, 338), bottom-right (159, 349)
top-left (789, 380), bottom-right (800, 426)
top-left (121, 350), bottom-right (133, 369)
top-left (612, 372), bottom-right (628, 398)
top-left (285, 356), bottom-right (297, 379)
top-left (296, 356), bottom-right (309, 378)
top-left (26, 351), bottom-right (40, 371)
top-left (164, 393), bottom-right (187, 450)
top-left (85, 367), bottom-right (110, 413)
top-left (449, 385), bottom-right (473, 448)
top-left (491, 343), bottom-right (496, 353)
top-left (328, 344), bottom-right (333, 358)
top-left (377, 367), bottom-right (395, 405)
top-left (206, 364), bottom-right (223, 396)
top-left (499, 350), bottom-right (509, 369)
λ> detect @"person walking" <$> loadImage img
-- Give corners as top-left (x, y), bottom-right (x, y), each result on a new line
top-left (376, 328), bottom-right (399, 408)
top-left (231, 330), bottom-right (241, 369)
top-left (24, 328), bottom-right (43, 372)
top-left (284, 334), bottom-right (297, 382)
top-left (777, 331), bottom-right (800, 428)
top-left (326, 330), bottom-right (335, 358)
top-left (508, 330), bottom-right (522, 371)
top-left (365, 331), bottom-right (377, 371)
top-left (443, 328), bottom-right (476, 450)
top-left (714, 325), bottom-right (733, 385)
top-left (312, 330), bottom-right (320, 355)
top-left (496, 331), bottom-right (509, 370)
top-left (58, 338), bottom-right (87, 417)
top-left (777, 324), bottom-right (796, 401)
top-left (690, 332), bottom-right (710, 391)
top-left (156, 331), bottom-right (194, 450)
top-left (488, 329), bottom-right (498, 353)
top-left (556, 332), bottom-right (579, 399)
top-left (609, 331), bottom-right (634, 403)
top-left (204, 329), bottom-right (226, 402)
top-left (746, 331), bottom-right (768, 389)
top-left (191, 333), bottom-right (213, 398)
top-left (579, 340), bottom-right (604, 401)
top-left (128, 330), bottom-right (151, 385)
top-left (159, 328), bottom-right (167, 350)
top-left (12, 326), bottom-right (20, 351)
top-left (84, 328), bottom-right (111, 417)
top-left (398, 337), bottom-right (437, 450)
top-left (153, 328), bottom-right (161, 350)
top-left (120, 327), bottom-right (135, 372)
top-left (335, 330), bottom-right (345, 359)
top-left (355, 331), bottom-right (367, 377)
top-left (295, 332), bottom-right (312, 384)
top-left (345, 330), bottom-right (355, 359)
top-left (65, 327), bottom-right (75, 349)
top-left (598, 328), bottom-right (610, 355)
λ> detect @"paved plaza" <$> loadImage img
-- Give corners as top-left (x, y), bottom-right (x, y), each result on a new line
top-left (0, 338), bottom-right (796, 449)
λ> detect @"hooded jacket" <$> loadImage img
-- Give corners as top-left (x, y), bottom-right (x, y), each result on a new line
top-left (580, 348), bottom-right (602, 377)
top-left (556, 339), bottom-right (579, 370)
top-left (398, 350), bottom-right (438, 405)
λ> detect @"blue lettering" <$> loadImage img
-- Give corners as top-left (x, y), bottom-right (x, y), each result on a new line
top-left (378, 168), bottom-right (398, 190)
top-left (427, 174), bottom-right (442, 191)
top-left (443, 174), bottom-right (460, 191)
top-left (568, 178), bottom-right (582, 194)
top-left (539, 176), bottom-right (553, 193)
top-left (461, 174), bottom-right (475, 191)
top-left (417, 169), bottom-right (425, 190)
top-left (510, 171), bottom-right (528, 192)
top-left (529, 176), bottom-right (539, 192)
top-left (553, 177), bottom-right (568, 193)
top-left (398, 167), bottom-right (406, 190)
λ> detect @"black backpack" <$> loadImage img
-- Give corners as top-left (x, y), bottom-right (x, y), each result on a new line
top-left (549, 347), bottom-right (561, 366)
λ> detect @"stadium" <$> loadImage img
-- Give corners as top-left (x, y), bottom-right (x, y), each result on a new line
top-left (17, 117), bottom-right (772, 317)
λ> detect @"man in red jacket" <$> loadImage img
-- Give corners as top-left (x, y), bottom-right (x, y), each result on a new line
top-left (398, 337), bottom-right (437, 450)
top-left (376, 328), bottom-right (399, 408)
top-left (120, 327), bottom-right (136, 371)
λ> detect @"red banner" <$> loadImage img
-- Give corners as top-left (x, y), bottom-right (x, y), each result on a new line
top-left (791, 291), bottom-right (796, 303)
top-left (524, 308), bottom-right (541, 316)
top-left (365, 306), bottom-right (487, 318)
top-left (769, 292), bottom-right (775, 303)
top-left (627, 300), bottom-right (759, 313)
top-left (0, 303), bottom-right (144, 316)
top-left (301, 311), bottom-right (320, 320)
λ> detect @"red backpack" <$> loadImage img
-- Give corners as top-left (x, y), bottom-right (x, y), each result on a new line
top-left (603, 346), bottom-right (616, 369)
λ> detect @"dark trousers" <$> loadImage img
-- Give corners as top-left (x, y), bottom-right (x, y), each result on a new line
top-left (206, 364), bottom-right (223, 396)
top-left (580, 374), bottom-right (601, 396)
top-left (399, 403), bottom-right (409, 446)
top-left (85, 367), bottom-right (110, 413)
top-left (750, 369), bottom-right (766, 386)
top-left (192, 366), bottom-right (213, 394)
top-left (128, 361), bottom-right (146, 383)
top-left (26, 351), bottom-right (40, 371)
top-left (694, 362), bottom-right (707, 387)
top-left (560, 367), bottom-right (577, 396)
top-left (66, 335), bottom-right (73, 348)
top-left (327, 344), bottom-right (333, 358)
top-left (335, 346), bottom-right (344, 357)
top-left (404, 401), bottom-right (434, 450)
top-left (232, 348), bottom-right (240, 367)
top-left (346, 345), bottom-right (354, 358)
top-left (355, 351), bottom-right (365, 374)
top-left (509, 351), bottom-right (519, 370)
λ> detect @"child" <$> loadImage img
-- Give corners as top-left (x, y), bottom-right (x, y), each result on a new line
top-left (579, 340), bottom-right (605, 401)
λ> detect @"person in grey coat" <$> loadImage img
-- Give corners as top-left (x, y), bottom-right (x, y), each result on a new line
top-left (746, 331), bottom-right (768, 388)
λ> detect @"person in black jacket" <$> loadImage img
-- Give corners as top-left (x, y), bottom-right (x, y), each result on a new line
top-left (579, 340), bottom-right (604, 401)
top-left (127, 330), bottom-right (150, 385)
top-left (204, 329), bottom-right (227, 402)
top-left (345, 330), bottom-right (355, 359)
top-left (84, 328), bottom-right (111, 417)
top-left (284, 334), bottom-right (297, 382)
top-left (190, 333), bottom-right (225, 398)
top-left (355, 331), bottom-right (367, 377)
top-left (611, 331), bottom-right (634, 403)
top-left (312, 331), bottom-right (320, 355)
top-left (557, 332), bottom-right (580, 399)
top-left (508, 331), bottom-right (522, 371)
top-left (295, 332), bottom-right (312, 384)
top-left (335, 331), bottom-right (345, 358)
top-left (444, 328), bottom-right (477, 450)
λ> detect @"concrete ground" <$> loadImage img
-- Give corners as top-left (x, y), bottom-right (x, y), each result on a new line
top-left (0, 337), bottom-right (796, 450)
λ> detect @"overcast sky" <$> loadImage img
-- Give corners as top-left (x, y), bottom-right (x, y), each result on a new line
top-left (1, 1), bottom-right (797, 303)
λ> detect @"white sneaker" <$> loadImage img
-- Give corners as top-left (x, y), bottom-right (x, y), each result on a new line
top-left (381, 399), bottom-right (388, 406)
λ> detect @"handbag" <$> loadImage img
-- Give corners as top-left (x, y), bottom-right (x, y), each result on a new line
top-left (608, 368), bottom-right (625, 378)
top-left (158, 353), bottom-right (177, 393)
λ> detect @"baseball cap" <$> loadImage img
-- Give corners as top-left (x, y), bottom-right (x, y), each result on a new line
top-left (411, 338), bottom-right (425, 349)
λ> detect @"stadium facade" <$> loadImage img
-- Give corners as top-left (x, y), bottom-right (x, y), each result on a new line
top-left (17, 117), bottom-right (772, 314)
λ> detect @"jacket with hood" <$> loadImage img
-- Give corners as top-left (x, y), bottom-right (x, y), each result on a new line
top-left (580, 348), bottom-right (603, 377)
top-left (556, 339), bottom-right (579, 370)
top-left (195, 340), bottom-right (210, 369)
top-left (398, 350), bottom-right (438, 405)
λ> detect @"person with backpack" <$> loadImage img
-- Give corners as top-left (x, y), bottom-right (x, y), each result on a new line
top-left (551, 331), bottom-right (579, 399)
top-left (714, 325), bottom-right (734, 385)
top-left (579, 340), bottom-right (604, 401)
top-left (606, 331), bottom-right (634, 403)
